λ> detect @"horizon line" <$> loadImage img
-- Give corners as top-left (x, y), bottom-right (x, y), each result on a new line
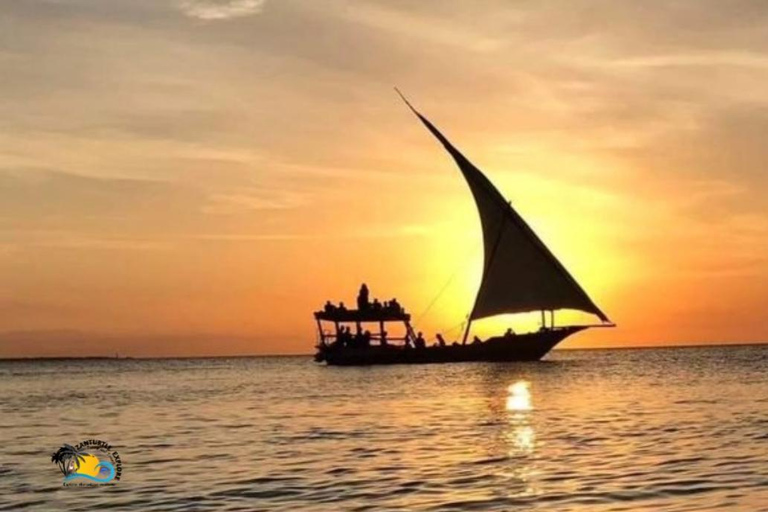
top-left (1, 340), bottom-right (767, 361)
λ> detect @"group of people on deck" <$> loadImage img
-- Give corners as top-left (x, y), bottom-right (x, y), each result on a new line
top-left (333, 329), bottom-right (496, 350)
top-left (323, 283), bottom-right (405, 314)
top-left (322, 283), bottom-right (405, 316)
top-left (355, 283), bottom-right (404, 315)
top-left (323, 284), bottom-right (526, 349)
top-left (335, 326), bottom-right (374, 349)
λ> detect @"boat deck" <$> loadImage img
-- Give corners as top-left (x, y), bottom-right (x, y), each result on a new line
top-left (314, 309), bottom-right (410, 323)
top-left (315, 326), bottom-right (586, 365)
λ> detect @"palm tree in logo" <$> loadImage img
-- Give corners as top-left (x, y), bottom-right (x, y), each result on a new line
top-left (51, 444), bottom-right (88, 477)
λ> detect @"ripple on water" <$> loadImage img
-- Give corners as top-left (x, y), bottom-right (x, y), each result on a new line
top-left (2, 348), bottom-right (768, 511)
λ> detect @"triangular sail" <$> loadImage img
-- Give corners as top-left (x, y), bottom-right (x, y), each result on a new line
top-left (400, 93), bottom-right (610, 323)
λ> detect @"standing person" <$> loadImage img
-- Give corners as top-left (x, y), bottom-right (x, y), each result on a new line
top-left (357, 283), bottom-right (370, 310)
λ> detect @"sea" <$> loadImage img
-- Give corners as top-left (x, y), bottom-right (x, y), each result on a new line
top-left (1, 346), bottom-right (768, 511)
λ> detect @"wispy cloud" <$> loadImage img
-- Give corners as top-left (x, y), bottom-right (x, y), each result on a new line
top-left (178, 0), bottom-right (266, 21)
top-left (599, 51), bottom-right (768, 70)
top-left (201, 189), bottom-right (307, 214)
top-left (3, 229), bottom-right (173, 252)
top-left (187, 223), bottom-right (444, 242)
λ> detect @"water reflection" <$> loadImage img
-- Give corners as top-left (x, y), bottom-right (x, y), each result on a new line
top-left (510, 423), bottom-right (536, 454)
top-left (505, 380), bottom-right (535, 454)
top-left (506, 380), bottom-right (532, 412)
top-left (4, 353), bottom-right (768, 511)
top-left (501, 379), bottom-right (538, 496)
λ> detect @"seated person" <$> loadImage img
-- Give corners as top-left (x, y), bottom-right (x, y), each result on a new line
top-left (505, 327), bottom-right (515, 337)
top-left (346, 326), bottom-right (356, 347)
top-left (380, 330), bottom-right (388, 346)
top-left (372, 298), bottom-right (382, 311)
top-left (338, 302), bottom-right (347, 312)
top-left (324, 300), bottom-right (335, 313)
top-left (336, 326), bottom-right (348, 347)
top-left (436, 333), bottom-right (447, 347)
top-left (352, 330), bottom-right (364, 349)
top-left (415, 332), bottom-right (426, 349)
top-left (362, 330), bottom-right (372, 348)
top-left (472, 335), bottom-right (482, 345)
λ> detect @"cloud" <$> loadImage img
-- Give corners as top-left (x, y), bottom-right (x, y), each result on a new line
top-left (604, 51), bottom-right (768, 70)
top-left (178, 0), bottom-right (266, 21)
top-left (201, 189), bottom-right (306, 214)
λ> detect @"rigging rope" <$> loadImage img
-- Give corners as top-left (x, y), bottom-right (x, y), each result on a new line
top-left (413, 242), bottom-right (481, 327)
top-left (446, 319), bottom-right (467, 339)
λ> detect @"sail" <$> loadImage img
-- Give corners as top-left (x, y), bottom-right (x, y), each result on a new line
top-left (400, 94), bottom-right (610, 323)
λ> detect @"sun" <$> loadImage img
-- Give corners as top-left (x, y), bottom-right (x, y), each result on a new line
top-left (73, 454), bottom-right (102, 477)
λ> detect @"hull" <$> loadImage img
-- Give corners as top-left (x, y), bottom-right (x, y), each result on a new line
top-left (315, 326), bottom-right (586, 366)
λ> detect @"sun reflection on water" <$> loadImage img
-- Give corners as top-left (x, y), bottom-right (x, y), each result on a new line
top-left (500, 380), bottom-right (538, 497)
top-left (506, 380), bottom-right (532, 412)
top-left (505, 380), bottom-right (536, 454)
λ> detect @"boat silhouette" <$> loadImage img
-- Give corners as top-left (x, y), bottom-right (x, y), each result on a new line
top-left (314, 92), bottom-right (613, 365)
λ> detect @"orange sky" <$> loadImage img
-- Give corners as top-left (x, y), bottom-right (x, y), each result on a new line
top-left (2, 0), bottom-right (768, 357)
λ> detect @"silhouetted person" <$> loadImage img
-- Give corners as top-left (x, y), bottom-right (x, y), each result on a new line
top-left (324, 301), bottom-right (335, 313)
top-left (380, 330), bottom-right (388, 346)
top-left (346, 326), bottom-right (355, 347)
top-left (363, 330), bottom-right (372, 348)
top-left (472, 335), bottom-right (482, 345)
top-left (505, 328), bottom-right (515, 337)
top-left (338, 302), bottom-right (347, 312)
top-left (353, 330), bottom-right (364, 349)
top-left (348, 327), bottom-right (355, 346)
top-left (357, 283), bottom-right (370, 310)
top-left (346, 327), bottom-right (355, 347)
top-left (390, 298), bottom-right (402, 314)
top-left (436, 333), bottom-right (446, 347)
top-left (372, 298), bottom-right (381, 311)
top-left (415, 331), bottom-right (426, 349)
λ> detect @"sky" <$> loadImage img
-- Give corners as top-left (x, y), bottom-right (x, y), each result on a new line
top-left (2, 0), bottom-right (768, 357)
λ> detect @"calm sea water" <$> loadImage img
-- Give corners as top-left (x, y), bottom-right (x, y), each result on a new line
top-left (1, 346), bottom-right (768, 511)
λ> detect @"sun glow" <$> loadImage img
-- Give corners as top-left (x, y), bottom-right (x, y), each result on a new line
top-left (406, 160), bottom-right (626, 345)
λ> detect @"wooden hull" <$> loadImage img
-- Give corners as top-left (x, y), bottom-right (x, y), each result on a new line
top-left (315, 326), bottom-right (586, 366)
